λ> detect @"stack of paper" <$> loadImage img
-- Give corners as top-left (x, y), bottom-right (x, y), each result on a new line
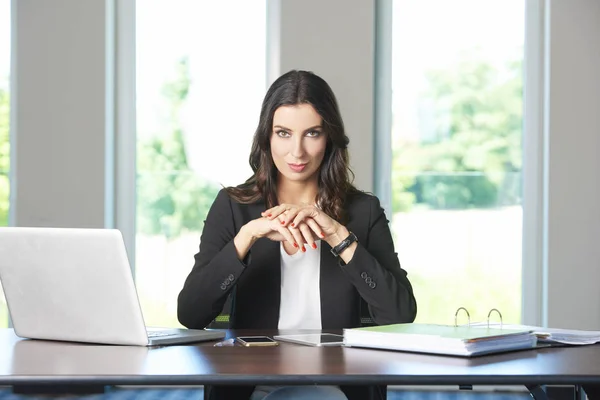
top-left (343, 323), bottom-right (537, 357)
top-left (472, 323), bottom-right (600, 345)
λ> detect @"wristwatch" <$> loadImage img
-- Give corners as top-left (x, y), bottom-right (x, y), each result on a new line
top-left (330, 231), bottom-right (358, 257)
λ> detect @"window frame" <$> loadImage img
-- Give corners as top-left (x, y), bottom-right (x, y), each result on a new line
top-left (115, 0), bottom-right (137, 271)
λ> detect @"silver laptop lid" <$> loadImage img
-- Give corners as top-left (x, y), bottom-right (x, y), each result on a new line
top-left (0, 227), bottom-right (149, 346)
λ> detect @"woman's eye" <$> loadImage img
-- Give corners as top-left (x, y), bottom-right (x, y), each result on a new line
top-left (306, 131), bottom-right (321, 138)
top-left (276, 130), bottom-right (291, 138)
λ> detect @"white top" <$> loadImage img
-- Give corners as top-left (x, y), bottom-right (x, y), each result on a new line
top-left (277, 241), bottom-right (322, 330)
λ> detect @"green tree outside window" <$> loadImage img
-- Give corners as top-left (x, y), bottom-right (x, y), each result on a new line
top-left (137, 58), bottom-right (220, 239)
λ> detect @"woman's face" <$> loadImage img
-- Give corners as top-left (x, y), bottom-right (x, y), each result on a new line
top-left (270, 104), bottom-right (327, 184)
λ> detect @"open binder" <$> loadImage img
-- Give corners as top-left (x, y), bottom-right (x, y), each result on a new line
top-left (458, 307), bottom-right (600, 345)
top-left (471, 324), bottom-right (600, 345)
top-left (343, 308), bottom-right (538, 357)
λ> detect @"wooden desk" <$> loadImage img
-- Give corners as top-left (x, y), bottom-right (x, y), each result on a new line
top-left (1, 329), bottom-right (599, 399)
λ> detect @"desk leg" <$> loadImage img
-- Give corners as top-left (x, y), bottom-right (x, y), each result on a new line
top-left (526, 385), bottom-right (550, 400)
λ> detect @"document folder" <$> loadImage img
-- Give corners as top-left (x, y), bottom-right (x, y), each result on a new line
top-left (343, 308), bottom-right (537, 357)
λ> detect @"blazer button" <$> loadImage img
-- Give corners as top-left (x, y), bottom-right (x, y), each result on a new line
top-left (365, 277), bottom-right (372, 284)
top-left (220, 284), bottom-right (227, 290)
top-left (369, 282), bottom-right (376, 289)
top-left (228, 274), bottom-right (235, 282)
top-left (360, 272), bottom-right (368, 279)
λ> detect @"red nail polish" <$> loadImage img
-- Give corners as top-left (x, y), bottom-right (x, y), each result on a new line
top-left (291, 223), bottom-right (295, 227)
top-left (320, 232), bottom-right (325, 237)
top-left (267, 214), bottom-right (272, 217)
top-left (311, 243), bottom-right (317, 249)
top-left (301, 246), bottom-right (306, 252)
top-left (293, 243), bottom-right (298, 248)
top-left (280, 220), bottom-right (285, 224)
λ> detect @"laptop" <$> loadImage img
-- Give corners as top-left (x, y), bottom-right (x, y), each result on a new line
top-left (0, 227), bottom-right (225, 346)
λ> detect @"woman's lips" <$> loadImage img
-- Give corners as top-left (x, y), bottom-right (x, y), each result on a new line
top-left (288, 163), bottom-right (307, 172)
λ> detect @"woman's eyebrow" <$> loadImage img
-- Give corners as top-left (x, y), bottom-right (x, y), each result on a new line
top-left (273, 125), bottom-right (322, 132)
top-left (303, 125), bottom-right (323, 132)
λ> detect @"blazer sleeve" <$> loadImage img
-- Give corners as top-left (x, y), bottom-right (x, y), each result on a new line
top-left (341, 195), bottom-right (417, 325)
top-left (177, 189), bottom-right (248, 329)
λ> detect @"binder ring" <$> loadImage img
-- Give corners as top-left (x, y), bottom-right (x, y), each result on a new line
top-left (454, 307), bottom-right (471, 327)
top-left (487, 308), bottom-right (503, 328)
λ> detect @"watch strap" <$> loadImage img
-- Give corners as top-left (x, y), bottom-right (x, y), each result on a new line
top-left (330, 231), bottom-right (358, 257)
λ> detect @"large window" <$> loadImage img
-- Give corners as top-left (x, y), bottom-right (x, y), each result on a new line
top-left (390, 0), bottom-right (525, 324)
top-left (0, 0), bottom-right (11, 328)
top-left (135, 1), bottom-right (267, 327)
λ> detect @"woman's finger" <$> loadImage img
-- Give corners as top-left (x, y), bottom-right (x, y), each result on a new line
top-left (283, 208), bottom-right (302, 228)
top-left (262, 204), bottom-right (285, 219)
top-left (287, 225), bottom-right (305, 251)
top-left (304, 218), bottom-right (326, 239)
top-left (302, 206), bottom-right (338, 235)
top-left (298, 223), bottom-right (317, 250)
top-left (291, 208), bottom-right (316, 227)
top-left (262, 204), bottom-right (298, 220)
top-left (277, 214), bottom-right (288, 226)
top-left (274, 222), bottom-right (296, 247)
top-left (261, 208), bottom-right (274, 218)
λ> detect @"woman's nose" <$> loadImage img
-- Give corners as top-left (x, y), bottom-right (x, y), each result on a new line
top-left (290, 137), bottom-right (306, 159)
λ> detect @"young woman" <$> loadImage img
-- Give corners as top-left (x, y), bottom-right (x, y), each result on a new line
top-left (178, 70), bottom-right (417, 400)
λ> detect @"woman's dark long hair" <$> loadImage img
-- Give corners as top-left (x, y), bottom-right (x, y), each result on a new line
top-left (226, 70), bottom-right (357, 222)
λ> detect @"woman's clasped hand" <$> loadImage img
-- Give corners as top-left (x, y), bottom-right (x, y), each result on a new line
top-left (245, 203), bottom-right (341, 251)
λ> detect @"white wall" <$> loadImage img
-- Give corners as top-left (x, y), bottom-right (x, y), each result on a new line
top-left (270, 0), bottom-right (375, 192)
top-left (8, 0), bottom-right (600, 329)
top-left (544, 0), bottom-right (600, 329)
top-left (11, 0), bottom-right (112, 228)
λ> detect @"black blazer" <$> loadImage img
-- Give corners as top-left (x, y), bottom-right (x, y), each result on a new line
top-left (178, 189), bottom-right (417, 330)
top-left (178, 189), bottom-right (417, 400)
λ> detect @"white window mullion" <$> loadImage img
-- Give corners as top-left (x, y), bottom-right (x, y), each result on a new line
top-left (115, 0), bottom-right (137, 273)
top-left (521, 0), bottom-right (547, 327)
top-left (374, 0), bottom-right (393, 217)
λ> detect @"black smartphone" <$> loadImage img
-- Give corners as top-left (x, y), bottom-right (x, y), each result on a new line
top-left (236, 336), bottom-right (279, 347)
